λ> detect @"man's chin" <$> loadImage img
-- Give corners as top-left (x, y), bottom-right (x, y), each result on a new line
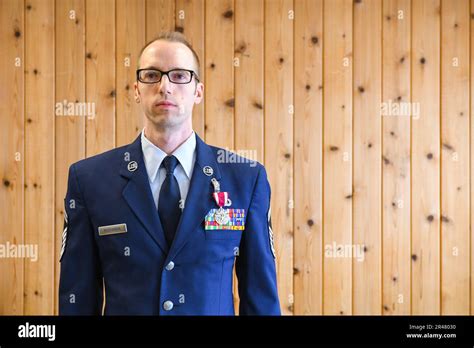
top-left (146, 112), bottom-right (186, 129)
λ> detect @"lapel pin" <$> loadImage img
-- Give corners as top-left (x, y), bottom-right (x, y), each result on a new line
top-left (203, 166), bottom-right (213, 176)
top-left (127, 161), bottom-right (138, 172)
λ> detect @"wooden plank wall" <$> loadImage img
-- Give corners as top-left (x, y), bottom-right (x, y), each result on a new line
top-left (382, 0), bottom-right (411, 315)
top-left (0, 0), bottom-right (473, 316)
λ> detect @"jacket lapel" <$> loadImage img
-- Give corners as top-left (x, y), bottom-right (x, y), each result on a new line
top-left (166, 134), bottom-right (221, 261)
top-left (119, 135), bottom-right (169, 254)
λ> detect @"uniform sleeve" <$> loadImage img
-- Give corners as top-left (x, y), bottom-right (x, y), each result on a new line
top-left (235, 165), bottom-right (281, 315)
top-left (59, 163), bottom-right (104, 315)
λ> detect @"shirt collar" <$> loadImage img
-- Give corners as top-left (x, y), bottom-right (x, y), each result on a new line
top-left (171, 131), bottom-right (196, 180)
top-left (140, 129), bottom-right (196, 183)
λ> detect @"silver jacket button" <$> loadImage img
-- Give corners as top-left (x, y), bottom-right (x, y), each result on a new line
top-left (165, 261), bottom-right (175, 271)
top-left (163, 300), bottom-right (174, 311)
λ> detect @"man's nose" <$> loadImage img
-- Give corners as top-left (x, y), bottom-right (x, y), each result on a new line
top-left (158, 74), bottom-right (172, 94)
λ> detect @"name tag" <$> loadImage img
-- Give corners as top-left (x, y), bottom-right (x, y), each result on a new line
top-left (98, 223), bottom-right (128, 236)
top-left (204, 209), bottom-right (245, 230)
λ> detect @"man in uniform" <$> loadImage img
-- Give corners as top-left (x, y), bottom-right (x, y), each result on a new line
top-left (59, 31), bottom-right (280, 315)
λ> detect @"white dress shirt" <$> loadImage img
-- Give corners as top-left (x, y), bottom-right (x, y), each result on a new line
top-left (141, 129), bottom-right (196, 209)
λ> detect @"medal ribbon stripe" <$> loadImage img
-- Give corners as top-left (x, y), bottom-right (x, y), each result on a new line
top-left (204, 208), bottom-right (246, 230)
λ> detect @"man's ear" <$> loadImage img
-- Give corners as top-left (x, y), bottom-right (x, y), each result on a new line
top-left (134, 81), bottom-right (140, 102)
top-left (194, 82), bottom-right (204, 104)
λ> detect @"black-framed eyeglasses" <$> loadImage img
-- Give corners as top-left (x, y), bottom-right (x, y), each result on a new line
top-left (136, 68), bottom-right (199, 84)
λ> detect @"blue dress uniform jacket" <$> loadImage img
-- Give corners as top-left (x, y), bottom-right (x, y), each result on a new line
top-left (58, 133), bottom-right (281, 315)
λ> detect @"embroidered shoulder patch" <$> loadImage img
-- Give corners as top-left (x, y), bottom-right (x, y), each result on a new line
top-left (60, 210), bottom-right (68, 262)
top-left (268, 205), bottom-right (276, 259)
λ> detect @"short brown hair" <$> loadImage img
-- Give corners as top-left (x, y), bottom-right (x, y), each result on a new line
top-left (137, 31), bottom-right (201, 79)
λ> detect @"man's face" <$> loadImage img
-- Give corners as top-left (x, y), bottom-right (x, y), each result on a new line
top-left (134, 41), bottom-right (204, 130)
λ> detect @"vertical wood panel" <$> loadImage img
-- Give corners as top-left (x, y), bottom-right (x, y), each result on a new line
top-left (441, 0), bottom-right (470, 314)
top-left (116, 0), bottom-right (145, 146)
top-left (233, 0), bottom-right (264, 314)
top-left (411, 0), bottom-right (441, 315)
top-left (176, 0), bottom-right (205, 138)
top-left (294, 0), bottom-right (323, 315)
top-left (265, 0), bottom-right (294, 316)
top-left (54, 0), bottom-right (86, 314)
top-left (264, 0), bottom-right (294, 315)
top-left (0, 0), bottom-right (25, 315)
top-left (235, 0), bottom-right (264, 161)
top-left (24, 0), bottom-right (55, 315)
top-left (353, 0), bottom-right (382, 314)
top-left (205, 0), bottom-right (234, 148)
top-left (471, 0), bottom-right (474, 316)
top-left (146, 0), bottom-right (176, 40)
top-left (382, 0), bottom-right (411, 315)
top-left (85, 0), bottom-right (115, 156)
top-left (323, 0), bottom-right (353, 315)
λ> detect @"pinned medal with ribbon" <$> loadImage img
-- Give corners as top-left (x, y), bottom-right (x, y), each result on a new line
top-left (204, 178), bottom-right (245, 230)
top-left (211, 178), bottom-right (229, 225)
top-left (212, 191), bottom-right (230, 225)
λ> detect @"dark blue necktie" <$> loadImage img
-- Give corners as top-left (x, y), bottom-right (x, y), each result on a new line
top-left (158, 155), bottom-right (182, 247)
